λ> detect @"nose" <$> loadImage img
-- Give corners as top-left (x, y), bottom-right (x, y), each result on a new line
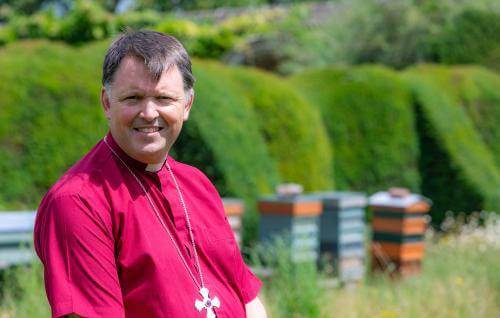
top-left (139, 99), bottom-right (159, 121)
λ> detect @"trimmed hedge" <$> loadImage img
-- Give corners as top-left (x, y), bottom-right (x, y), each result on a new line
top-left (289, 66), bottom-right (420, 194)
top-left (222, 65), bottom-right (334, 191)
top-left (404, 66), bottom-right (500, 223)
top-left (0, 41), bottom-right (107, 208)
top-left (0, 41), bottom-right (279, 212)
top-left (403, 65), bottom-right (500, 168)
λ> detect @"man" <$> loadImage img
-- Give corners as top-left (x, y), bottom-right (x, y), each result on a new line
top-left (34, 30), bottom-right (267, 318)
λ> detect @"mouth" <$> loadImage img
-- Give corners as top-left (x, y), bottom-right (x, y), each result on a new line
top-left (133, 126), bottom-right (164, 134)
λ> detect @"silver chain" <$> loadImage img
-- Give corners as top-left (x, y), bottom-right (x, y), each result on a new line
top-left (103, 137), bottom-right (204, 289)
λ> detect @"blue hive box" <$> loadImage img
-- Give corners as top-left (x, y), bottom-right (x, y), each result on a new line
top-left (313, 191), bottom-right (367, 282)
top-left (258, 194), bottom-right (322, 263)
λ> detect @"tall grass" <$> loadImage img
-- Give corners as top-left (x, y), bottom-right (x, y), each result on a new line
top-left (259, 212), bottom-right (500, 318)
top-left (1, 213), bottom-right (498, 317)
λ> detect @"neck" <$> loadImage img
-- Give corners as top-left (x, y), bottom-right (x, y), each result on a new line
top-left (145, 158), bottom-right (167, 172)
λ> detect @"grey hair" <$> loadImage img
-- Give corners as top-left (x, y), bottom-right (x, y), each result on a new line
top-left (102, 29), bottom-right (195, 93)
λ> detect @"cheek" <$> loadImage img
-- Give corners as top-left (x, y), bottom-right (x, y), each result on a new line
top-left (112, 107), bottom-right (138, 126)
top-left (160, 107), bottom-right (184, 126)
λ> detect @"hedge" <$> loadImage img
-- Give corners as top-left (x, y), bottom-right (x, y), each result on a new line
top-left (0, 40), bottom-right (106, 209)
top-left (289, 66), bottom-right (420, 194)
top-left (403, 65), bottom-right (500, 168)
top-left (222, 65), bottom-right (334, 191)
top-left (0, 40), bottom-right (280, 212)
top-left (403, 66), bottom-right (500, 223)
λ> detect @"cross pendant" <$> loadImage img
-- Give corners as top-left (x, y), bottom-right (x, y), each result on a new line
top-left (195, 287), bottom-right (220, 318)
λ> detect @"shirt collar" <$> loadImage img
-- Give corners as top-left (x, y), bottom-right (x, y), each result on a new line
top-left (104, 131), bottom-right (167, 173)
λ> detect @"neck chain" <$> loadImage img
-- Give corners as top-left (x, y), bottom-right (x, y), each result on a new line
top-left (103, 137), bottom-right (221, 317)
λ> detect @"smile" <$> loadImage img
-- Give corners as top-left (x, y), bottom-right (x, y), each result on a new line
top-left (133, 127), bottom-right (164, 133)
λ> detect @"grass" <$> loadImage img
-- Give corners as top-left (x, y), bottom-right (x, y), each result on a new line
top-left (259, 212), bottom-right (500, 318)
top-left (1, 213), bottom-right (499, 317)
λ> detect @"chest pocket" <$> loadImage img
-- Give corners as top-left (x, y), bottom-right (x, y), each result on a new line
top-left (197, 221), bottom-right (239, 284)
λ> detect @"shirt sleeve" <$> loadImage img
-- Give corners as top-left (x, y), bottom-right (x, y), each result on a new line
top-left (34, 194), bottom-right (125, 318)
top-left (232, 250), bottom-right (263, 304)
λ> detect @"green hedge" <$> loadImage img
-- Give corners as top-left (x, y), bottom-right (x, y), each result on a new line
top-left (0, 41), bottom-right (280, 212)
top-left (289, 66), bottom-right (420, 194)
top-left (404, 65), bottom-right (500, 168)
top-left (404, 66), bottom-right (500, 223)
top-left (222, 65), bottom-right (334, 191)
top-left (0, 41), bottom-right (107, 208)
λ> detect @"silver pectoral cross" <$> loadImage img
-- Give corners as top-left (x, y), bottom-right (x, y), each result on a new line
top-left (195, 287), bottom-right (220, 318)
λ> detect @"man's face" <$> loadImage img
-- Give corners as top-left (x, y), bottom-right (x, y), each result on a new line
top-left (101, 56), bottom-right (193, 164)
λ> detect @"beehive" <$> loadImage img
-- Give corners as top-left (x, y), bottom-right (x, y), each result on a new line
top-left (369, 188), bottom-right (431, 277)
top-left (315, 191), bottom-right (367, 283)
top-left (258, 195), bottom-right (322, 263)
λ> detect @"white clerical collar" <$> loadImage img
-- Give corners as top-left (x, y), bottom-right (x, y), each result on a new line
top-left (145, 161), bottom-right (165, 172)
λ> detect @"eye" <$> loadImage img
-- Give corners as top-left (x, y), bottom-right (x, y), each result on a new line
top-left (125, 96), bottom-right (138, 100)
top-left (158, 96), bottom-right (173, 101)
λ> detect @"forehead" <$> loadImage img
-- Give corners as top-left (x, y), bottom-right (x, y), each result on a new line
top-left (112, 55), bottom-right (184, 92)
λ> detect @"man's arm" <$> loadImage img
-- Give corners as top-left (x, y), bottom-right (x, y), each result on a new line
top-left (34, 194), bottom-right (124, 317)
top-left (245, 296), bottom-right (267, 318)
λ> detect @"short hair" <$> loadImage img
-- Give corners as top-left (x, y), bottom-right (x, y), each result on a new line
top-left (102, 29), bottom-right (195, 92)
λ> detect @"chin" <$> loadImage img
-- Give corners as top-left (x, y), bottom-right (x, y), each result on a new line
top-left (135, 143), bottom-right (167, 162)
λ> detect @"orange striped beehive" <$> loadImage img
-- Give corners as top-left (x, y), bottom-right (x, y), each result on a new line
top-left (369, 188), bottom-right (431, 278)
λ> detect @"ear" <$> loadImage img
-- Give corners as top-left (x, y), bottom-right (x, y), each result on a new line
top-left (183, 89), bottom-right (195, 121)
top-left (101, 86), bottom-right (111, 120)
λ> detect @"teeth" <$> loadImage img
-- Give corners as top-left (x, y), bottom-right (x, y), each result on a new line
top-left (137, 127), bottom-right (160, 133)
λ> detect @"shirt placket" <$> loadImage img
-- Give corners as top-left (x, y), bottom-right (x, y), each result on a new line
top-left (157, 168), bottom-right (194, 261)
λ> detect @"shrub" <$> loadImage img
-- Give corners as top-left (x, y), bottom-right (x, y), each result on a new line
top-left (289, 66), bottom-right (420, 194)
top-left (223, 65), bottom-right (334, 191)
top-left (435, 9), bottom-right (500, 71)
top-left (404, 66), bottom-right (500, 223)
top-left (406, 65), bottom-right (500, 168)
top-left (57, 0), bottom-right (112, 44)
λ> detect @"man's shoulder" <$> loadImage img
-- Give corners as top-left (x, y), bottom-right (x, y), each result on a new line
top-left (42, 140), bottom-right (112, 204)
top-left (168, 157), bottom-right (213, 186)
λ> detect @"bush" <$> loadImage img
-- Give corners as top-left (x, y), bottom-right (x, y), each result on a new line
top-left (406, 65), bottom-right (500, 168)
top-left (404, 66), bottom-right (500, 223)
top-left (57, 0), bottom-right (112, 44)
top-left (222, 65), bottom-right (334, 191)
top-left (435, 9), bottom-right (500, 71)
top-left (289, 66), bottom-right (420, 194)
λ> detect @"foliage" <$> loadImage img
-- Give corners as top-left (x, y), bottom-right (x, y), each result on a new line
top-left (434, 8), bottom-right (500, 72)
top-left (408, 65), bottom-right (500, 168)
top-left (289, 66), bottom-right (420, 194)
top-left (253, 238), bottom-right (324, 318)
top-left (0, 261), bottom-right (50, 317)
top-left (0, 40), bottom-right (107, 208)
top-left (404, 67), bottom-right (500, 224)
top-left (1, 0), bottom-right (499, 73)
top-left (57, 0), bottom-right (112, 44)
top-left (222, 65), bottom-right (334, 191)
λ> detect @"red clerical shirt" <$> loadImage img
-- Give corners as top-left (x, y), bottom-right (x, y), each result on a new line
top-left (34, 132), bottom-right (262, 318)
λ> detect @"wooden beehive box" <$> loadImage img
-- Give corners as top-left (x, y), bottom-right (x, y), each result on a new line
top-left (315, 191), bottom-right (367, 283)
top-left (258, 195), bottom-right (322, 263)
top-left (222, 198), bottom-right (244, 247)
top-left (369, 188), bottom-right (431, 277)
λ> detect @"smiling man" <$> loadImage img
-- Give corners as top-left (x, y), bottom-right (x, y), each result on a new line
top-left (34, 30), bottom-right (267, 318)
